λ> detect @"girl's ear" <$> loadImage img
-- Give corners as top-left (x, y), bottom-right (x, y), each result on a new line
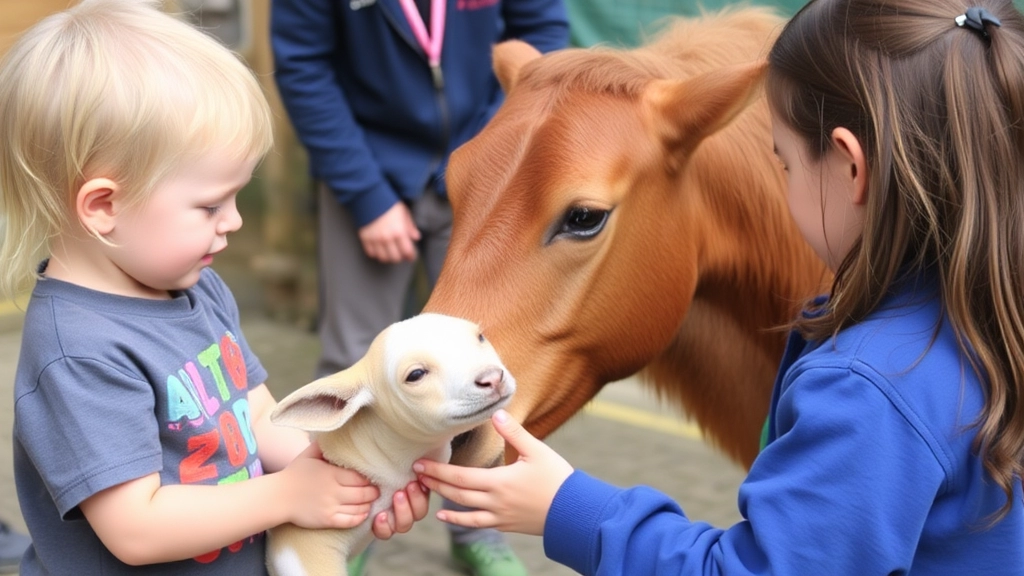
top-left (830, 127), bottom-right (868, 206)
top-left (76, 178), bottom-right (120, 236)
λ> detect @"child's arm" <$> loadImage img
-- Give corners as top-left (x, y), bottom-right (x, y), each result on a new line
top-left (248, 382), bottom-right (314, 471)
top-left (414, 409), bottom-right (574, 535)
top-left (79, 441), bottom-right (376, 566)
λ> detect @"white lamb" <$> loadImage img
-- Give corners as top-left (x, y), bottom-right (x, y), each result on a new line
top-left (266, 313), bottom-right (516, 576)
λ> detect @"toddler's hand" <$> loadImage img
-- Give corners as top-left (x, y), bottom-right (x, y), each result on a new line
top-left (414, 410), bottom-right (573, 536)
top-left (280, 442), bottom-right (379, 530)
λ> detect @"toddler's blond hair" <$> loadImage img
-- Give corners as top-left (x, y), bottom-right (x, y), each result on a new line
top-left (0, 0), bottom-right (274, 298)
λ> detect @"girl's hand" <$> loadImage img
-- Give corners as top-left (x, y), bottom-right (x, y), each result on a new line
top-left (371, 480), bottom-right (431, 539)
top-left (413, 410), bottom-right (573, 536)
top-left (280, 442), bottom-right (379, 530)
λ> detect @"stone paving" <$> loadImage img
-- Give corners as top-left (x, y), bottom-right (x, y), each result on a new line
top-left (0, 261), bottom-right (747, 575)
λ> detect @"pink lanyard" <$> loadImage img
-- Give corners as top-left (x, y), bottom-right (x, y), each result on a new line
top-left (398, 0), bottom-right (446, 88)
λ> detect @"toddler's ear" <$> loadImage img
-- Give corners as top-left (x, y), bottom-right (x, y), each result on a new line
top-left (76, 178), bottom-right (119, 237)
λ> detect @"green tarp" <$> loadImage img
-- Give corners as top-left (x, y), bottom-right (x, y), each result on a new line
top-left (569, 1), bottom-right (807, 47)
top-left (568, 1), bottom-right (1024, 48)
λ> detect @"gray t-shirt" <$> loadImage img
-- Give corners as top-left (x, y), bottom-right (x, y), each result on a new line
top-left (13, 268), bottom-right (270, 575)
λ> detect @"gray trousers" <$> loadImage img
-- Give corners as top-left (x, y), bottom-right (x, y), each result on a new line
top-left (315, 183), bottom-right (452, 378)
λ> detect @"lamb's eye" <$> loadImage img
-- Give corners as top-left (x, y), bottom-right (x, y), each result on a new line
top-left (406, 368), bottom-right (427, 383)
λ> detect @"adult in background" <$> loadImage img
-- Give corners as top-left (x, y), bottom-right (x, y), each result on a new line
top-left (270, 0), bottom-right (569, 574)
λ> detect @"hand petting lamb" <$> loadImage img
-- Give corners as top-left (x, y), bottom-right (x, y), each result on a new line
top-left (266, 313), bottom-right (516, 576)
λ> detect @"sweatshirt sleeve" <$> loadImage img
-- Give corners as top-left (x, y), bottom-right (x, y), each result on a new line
top-left (543, 366), bottom-right (947, 575)
top-left (270, 0), bottom-right (399, 227)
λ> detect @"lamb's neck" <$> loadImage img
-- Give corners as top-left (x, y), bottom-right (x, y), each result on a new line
top-left (314, 416), bottom-right (452, 489)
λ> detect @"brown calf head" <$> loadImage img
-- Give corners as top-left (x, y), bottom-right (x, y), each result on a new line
top-left (426, 35), bottom-right (787, 467)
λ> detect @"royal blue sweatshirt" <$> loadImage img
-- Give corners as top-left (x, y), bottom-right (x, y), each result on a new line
top-left (544, 280), bottom-right (1024, 575)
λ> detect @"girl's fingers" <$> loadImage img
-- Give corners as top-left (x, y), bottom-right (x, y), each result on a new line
top-left (390, 490), bottom-right (413, 534)
top-left (490, 410), bottom-right (540, 458)
top-left (406, 481), bottom-right (430, 521)
top-left (371, 482), bottom-right (431, 540)
top-left (435, 508), bottom-right (498, 529)
top-left (372, 511), bottom-right (395, 539)
top-left (413, 460), bottom-right (490, 490)
top-left (417, 476), bottom-right (489, 511)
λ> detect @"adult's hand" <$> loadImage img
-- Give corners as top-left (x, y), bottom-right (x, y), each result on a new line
top-left (358, 202), bottom-right (420, 263)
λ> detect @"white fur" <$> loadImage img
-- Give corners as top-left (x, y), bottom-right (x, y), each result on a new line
top-left (270, 546), bottom-right (308, 576)
top-left (266, 313), bottom-right (516, 576)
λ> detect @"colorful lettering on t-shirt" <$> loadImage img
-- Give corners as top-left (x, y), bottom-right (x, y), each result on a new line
top-left (160, 330), bottom-right (265, 564)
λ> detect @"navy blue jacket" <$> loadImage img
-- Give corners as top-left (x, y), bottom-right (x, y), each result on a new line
top-left (271, 0), bottom-right (569, 227)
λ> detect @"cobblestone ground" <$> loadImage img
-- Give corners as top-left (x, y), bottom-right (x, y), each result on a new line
top-left (0, 259), bottom-right (747, 575)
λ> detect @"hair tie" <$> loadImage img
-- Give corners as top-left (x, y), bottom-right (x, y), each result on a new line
top-left (955, 7), bottom-right (1002, 38)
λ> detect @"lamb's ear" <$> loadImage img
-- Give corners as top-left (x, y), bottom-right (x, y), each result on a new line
top-left (642, 60), bottom-right (767, 159)
top-left (270, 370), bottom-right (374, 432)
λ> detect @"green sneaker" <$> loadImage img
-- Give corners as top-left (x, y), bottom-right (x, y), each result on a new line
top-left (450, 538), bottom-right (528, 576)
top-left (346, 547), bottom-right (369, 576)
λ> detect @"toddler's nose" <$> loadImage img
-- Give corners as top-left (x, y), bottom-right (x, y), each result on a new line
top-left (218, 199), bottom-right (243, 235)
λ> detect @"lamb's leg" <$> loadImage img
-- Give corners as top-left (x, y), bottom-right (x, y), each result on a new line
top-left (267, 523), bottom-right (366, 576)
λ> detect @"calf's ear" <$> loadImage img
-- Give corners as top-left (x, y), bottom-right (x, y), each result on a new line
top-left (493, 39), bottom-right (542, 94)
top-left (270, 370), bottom-right (374, 432)
top-left (643, 60), bottom-right (767, 160)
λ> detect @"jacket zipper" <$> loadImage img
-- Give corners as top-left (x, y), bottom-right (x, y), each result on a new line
top-left (380, 4), bottom-right (450, 192)
top-left (429, 72), bottom-right (451, 190)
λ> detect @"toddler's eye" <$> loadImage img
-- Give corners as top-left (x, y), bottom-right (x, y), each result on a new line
top-left (204, 206), bottom-right (222, 216)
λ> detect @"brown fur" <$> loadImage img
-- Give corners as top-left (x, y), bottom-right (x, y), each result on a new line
top-left (425, 8), bottom-right (829, 470)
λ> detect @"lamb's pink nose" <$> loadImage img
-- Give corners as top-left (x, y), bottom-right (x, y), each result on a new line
top-left (475, 368), bottom-right (505, 395)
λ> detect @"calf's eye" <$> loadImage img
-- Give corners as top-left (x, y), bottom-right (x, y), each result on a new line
top-left (550, 205), bottom-right (611, 243)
